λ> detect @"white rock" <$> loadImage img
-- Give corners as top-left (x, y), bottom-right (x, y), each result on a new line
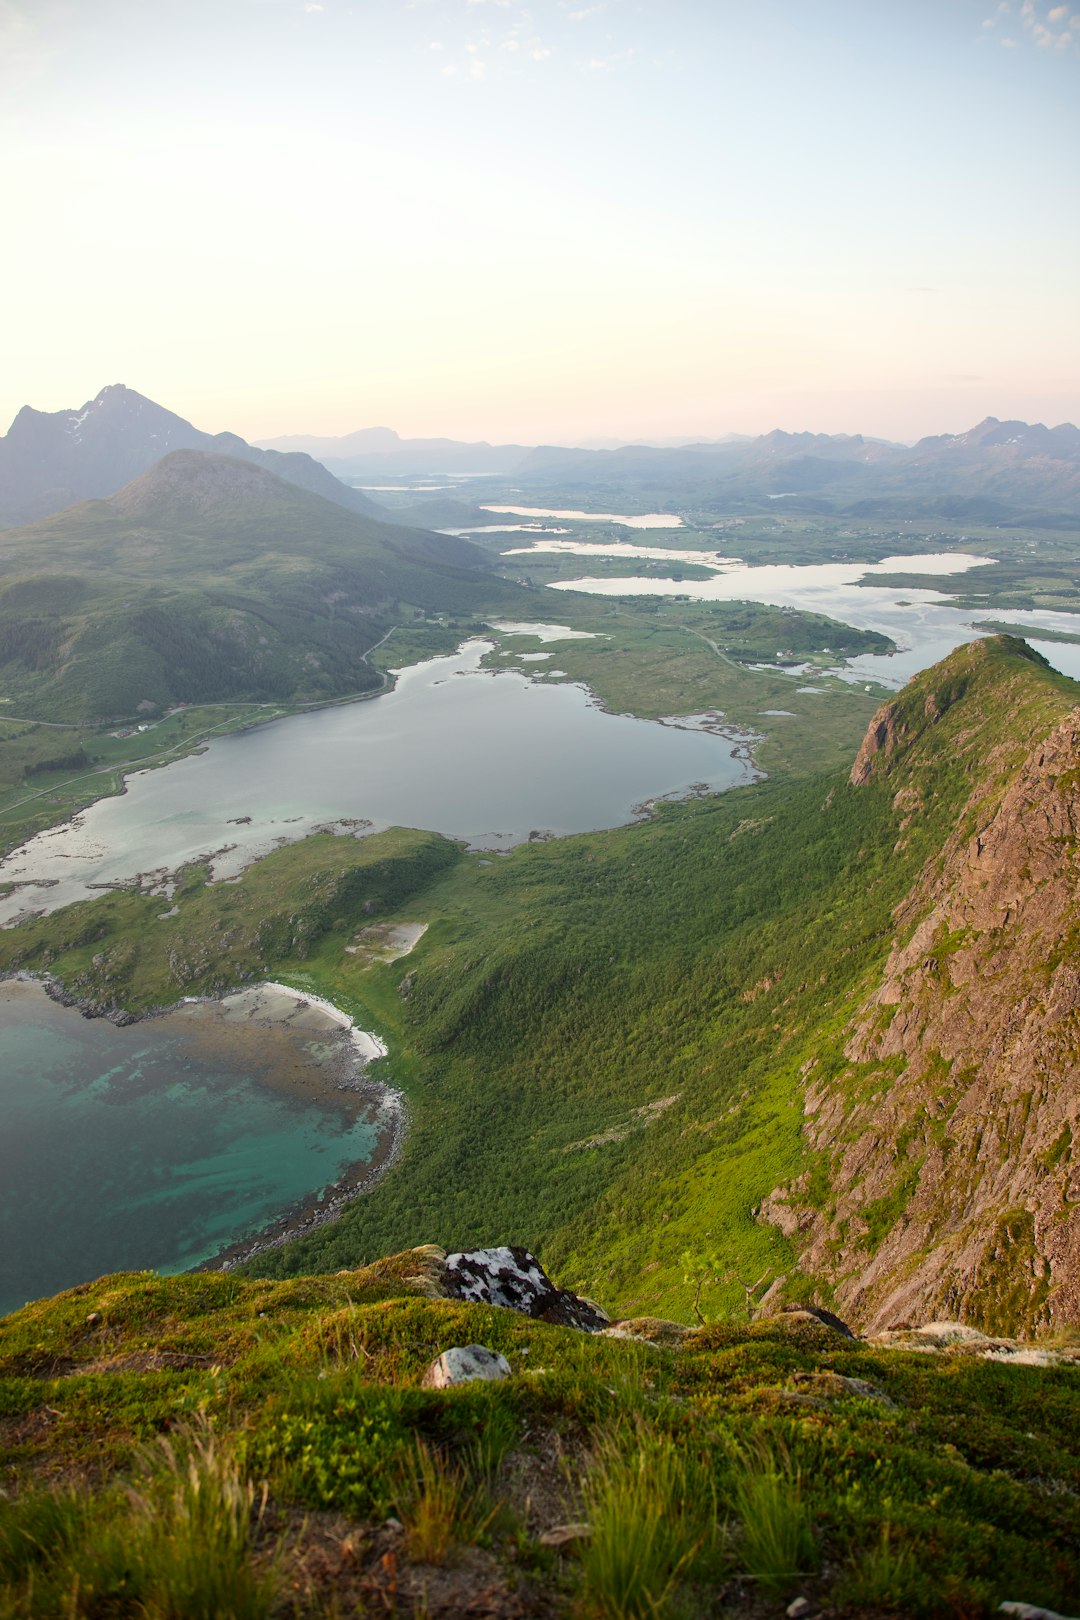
top-left (999, 1604), bottom-right (1080, 1620)
top-left (421, 1344), bottom-right (512, 1388)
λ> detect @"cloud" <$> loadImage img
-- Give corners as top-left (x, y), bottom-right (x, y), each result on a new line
top-left (985, 0), bottom-right (1076, 45)
top-left (1019, 0), bottom-right (1078, 45)
top-left (575, 46), bottom-right (636, 72)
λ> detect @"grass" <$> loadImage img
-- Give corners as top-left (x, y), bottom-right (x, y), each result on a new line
top-left (834, 1522), bottom-right (920, 1610)
top-left (396, 1439), bottom-right (496, 1566)
top-left (125, 1427), bottom-right (275, 1620)
top-left (0, 1425), bottom-right (278, 1619)
top-left (727, 1438), bottom-right (818, 1595)
top-left (0, 1269), bottom-right (1077, 1616)
top-left (577, 1420), bottom-right (723, 1617)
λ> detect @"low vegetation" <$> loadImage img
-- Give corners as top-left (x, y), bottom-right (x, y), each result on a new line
top-left (0, 1264), bottom-right (1076, 1616)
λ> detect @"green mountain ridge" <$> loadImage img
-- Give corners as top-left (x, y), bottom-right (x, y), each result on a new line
top-left (0, 450), bottom-right (530, 722)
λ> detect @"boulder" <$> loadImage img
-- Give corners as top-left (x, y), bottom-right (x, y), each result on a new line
top-left (775, 1302), bottom-right (856, 1338)
top-left (421, 1344), bottom-right (511, 1388)
top-left (443, 1246), bottom-right (610, 1332)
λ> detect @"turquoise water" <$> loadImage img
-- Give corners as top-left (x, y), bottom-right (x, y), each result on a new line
top-left (0, 979), bottom-right (382, 1316)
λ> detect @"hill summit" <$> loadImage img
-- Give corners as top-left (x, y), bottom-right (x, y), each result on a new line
top-left (0, 450), bottom-right (517, 720)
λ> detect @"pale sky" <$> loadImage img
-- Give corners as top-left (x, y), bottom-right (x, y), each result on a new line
top-left (1, 0), bottom-right (1078, 444)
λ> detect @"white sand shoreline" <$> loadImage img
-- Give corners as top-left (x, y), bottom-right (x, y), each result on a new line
top-left (259, 980), bottom-right (389, 1063)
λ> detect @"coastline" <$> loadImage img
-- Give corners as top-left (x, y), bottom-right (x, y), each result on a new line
top-left (184, 979), bottom-right (405, 1272)
top-left (1, 970), bottom-right (407, 1272)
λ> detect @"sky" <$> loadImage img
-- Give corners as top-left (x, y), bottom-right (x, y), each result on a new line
top-left (1, 0), bottom-right (1078, 445)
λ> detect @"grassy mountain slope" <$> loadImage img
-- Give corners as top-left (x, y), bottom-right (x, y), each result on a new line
top-left (0, 451), bottom-right (530, 720)
top-left (5, 636), bottom-right (1077, 1339)
top-left (1, 1256), bottom-right (1077, 1618)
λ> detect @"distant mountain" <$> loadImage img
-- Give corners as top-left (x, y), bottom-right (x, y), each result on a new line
top-left (509, 417), bottom-right (1080, 513)
top-left (0, 450), bottom-right (523, 721)
top-left (255, 425), bottom-right (531, 478)
top-left (0, 385), bottom-right (387, 528)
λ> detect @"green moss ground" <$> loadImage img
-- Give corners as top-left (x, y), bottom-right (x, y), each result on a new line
top-left (1, 1262), bottom-right (1077, 1616)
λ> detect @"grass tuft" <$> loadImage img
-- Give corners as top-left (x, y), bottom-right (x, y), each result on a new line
top-left (576, 1419), bottom-right (722, 1618)
top-left (728, 1438), bottom-right (818, 1595)
top-left (396, 1439), bottom-right (496, 1567)
top-left (125, 1424), bottom-right (276, 1620)
top-left (835, 1522), bottom-right (920, 1610)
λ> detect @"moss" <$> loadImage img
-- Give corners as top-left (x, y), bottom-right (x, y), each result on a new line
top-left (965, 1209), bottom-right (1053, 1337)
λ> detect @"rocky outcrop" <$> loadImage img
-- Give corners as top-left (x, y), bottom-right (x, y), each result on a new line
top-left (346, 1243), bottom-right (611, 1332)
top-left (765, 671), bottom-right (1080, 1336)
top-left (443, 1246), bottom-right (611, 1332)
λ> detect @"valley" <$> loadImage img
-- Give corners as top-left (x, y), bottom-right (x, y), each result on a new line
top-left (2, 396), bottom-right (1080, 1617)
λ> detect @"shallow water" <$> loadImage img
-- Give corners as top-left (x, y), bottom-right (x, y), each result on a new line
top-left (523, 546), bottom-right (1080, 687)
top-left (0, 640), bottom-right (757, 922)
top-left (483, 505), bottom-right (685, 528)
top-left (0, 979), bottom-right (388, 1315)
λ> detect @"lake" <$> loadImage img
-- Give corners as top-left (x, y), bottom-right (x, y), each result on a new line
top-left (482, 505), bottom-right (686, 528)
top-left (0, 977), bottom-right (396, 1317)
top-left (506, 544), bottom-right (1080, 686)
top-left (0, 638), bottom-right (758, 924)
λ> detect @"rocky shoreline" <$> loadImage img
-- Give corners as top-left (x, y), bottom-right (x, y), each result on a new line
top-left (195, 1086), bottom-right (408, 1273)
top-left (1, 969), bottom-right (407, 1270)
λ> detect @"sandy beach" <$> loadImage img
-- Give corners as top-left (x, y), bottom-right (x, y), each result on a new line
top-left (188, 980), bottom-right (406, 1272)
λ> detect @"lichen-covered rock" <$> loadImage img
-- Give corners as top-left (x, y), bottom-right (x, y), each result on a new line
top-left (443, 1246), bottom-right (610, 1332)
top-left (421, 1344), bottom-right (511, 1388)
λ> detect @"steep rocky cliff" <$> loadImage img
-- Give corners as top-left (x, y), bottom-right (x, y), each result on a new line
top-left (763, 637), bottom-right (1080, 1334)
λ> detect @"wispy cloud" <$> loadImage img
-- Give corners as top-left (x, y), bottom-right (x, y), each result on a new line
top-left (983, 0), bottom-right (1077, 48)
top-left (574, 45), bottom-right (636, 73)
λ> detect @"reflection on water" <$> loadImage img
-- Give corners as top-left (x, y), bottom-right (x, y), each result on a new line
top-left (0, 978), bottom-right (386, 1315)
top-left (523, 545), bottom-right (1080, 688)
top-left (483, 505), bottom-right (685, 528)
top-left (0, 641), bottom-right (758, 922)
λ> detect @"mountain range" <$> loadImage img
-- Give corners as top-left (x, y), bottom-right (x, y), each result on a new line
top-left (0, 384), bottom-right (386, 529)
top-left (259, 414), bottom-right (1080, 515)
top-left (4, 386), bottom-right (1079, 526)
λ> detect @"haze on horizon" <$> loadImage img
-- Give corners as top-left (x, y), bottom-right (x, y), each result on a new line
top-left (2, 0), bottom-right (1077, 448)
